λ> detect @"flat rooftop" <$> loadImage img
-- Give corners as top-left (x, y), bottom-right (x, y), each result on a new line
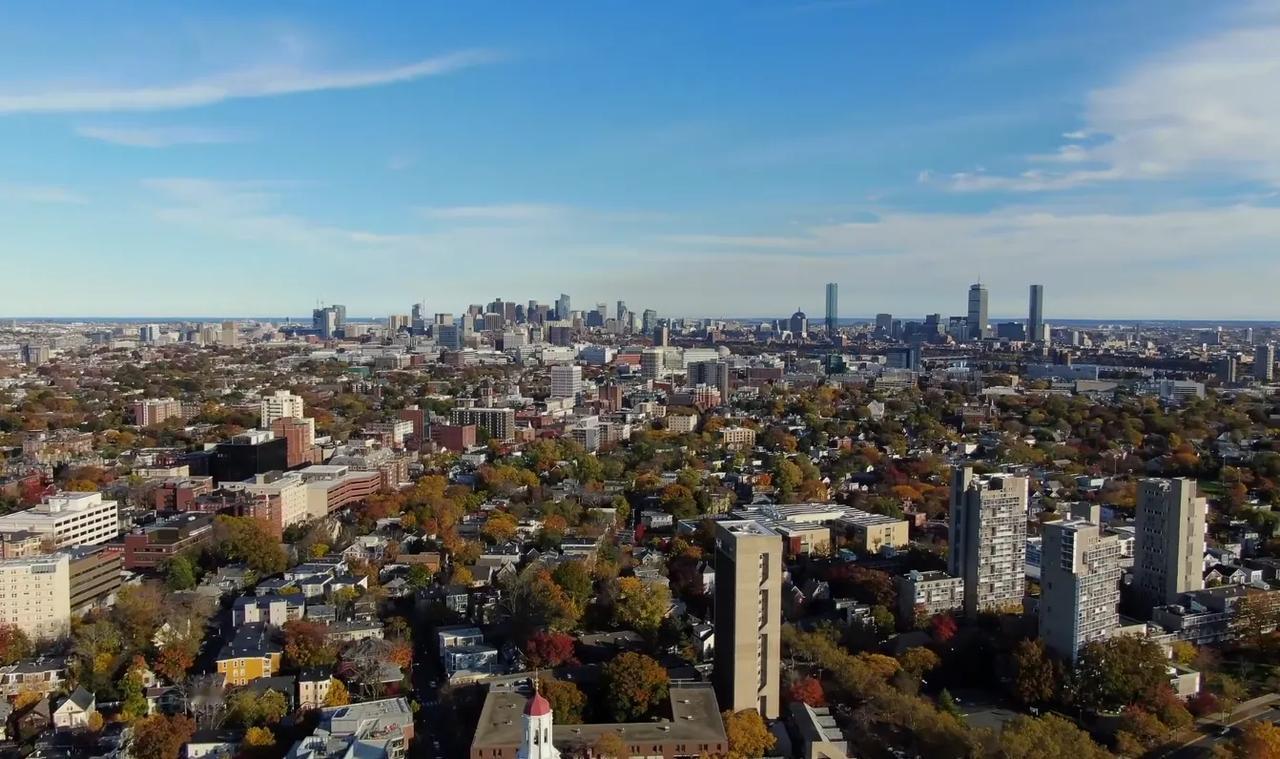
top-left (471, 681), bottom-right (727, 751)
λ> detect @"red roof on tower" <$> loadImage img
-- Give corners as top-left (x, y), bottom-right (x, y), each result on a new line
top-left (525, 691), bottom-right (551, 717)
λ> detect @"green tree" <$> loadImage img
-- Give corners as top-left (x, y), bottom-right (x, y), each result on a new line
top-left (1073, 636), bottom-right (1169, 712)
top-left (551, 560), bottom-right (593, 606)
top-left (602, 652), bottom-right (669, 721)
top-left (164, 554), bottom-right (198, 591)
top-left (214, 515), bottom-right (287, 575)
top-left (0, 623), bottom-right (33, 665)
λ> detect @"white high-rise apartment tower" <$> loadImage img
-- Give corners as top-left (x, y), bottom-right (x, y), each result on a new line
top-left (261, 390), bottom-right (305, 429)
top-left (549, 364), bottom-right (583, 400)
top-left (949, 467), bottom-right (1028, 618)
top-left (1039, 503), bottom-right (1122, 661)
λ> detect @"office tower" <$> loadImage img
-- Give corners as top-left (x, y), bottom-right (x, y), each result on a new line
top-left (713, 520), bottom-right (782, 718)
top-left (312, 307), bottom-right (337, 339)
top-left (1133, 478), bottom-right (1206, 610)
top-left (789, 309), bottom-right (807, 338)
top-left (221, 320), bottom-right (238, 347)
top-left (655, 325), bottom-right (669, 347)
top-left (1255, 344), bottom-right (1275, 382)
top-left (1217, 355), bottom-right (1238, 384)
top-left (875, 313), bottom-right (893, 335)
top-left (967, 283), bottom-right (988, 340)
top-left (549, 364), bottom-right (583, 400)
top-left (641, 309), bottom-right (657, 336)
top-left (616, 300), bottom-right (627, 322)
top-left (885, 346), bottom-right (921, 371)
top-left (949, 467), bottom-right (1028, 618)
top-left (139, 324), bottom-right (160, 344)
top-left (0, 492), bottom-right (121, 548)
top-left (1039, 504), bottom-right (1122, 661)
top-left (1028, 284), bottom-right (1044, 342)
top-left (555, 294), bottom-right (571, 321)
top-left (411, 302), bottom-right (426, 332)
top-left (260, 390), bottom-right (305, 429)
top-left (437, 324), bottom-right (462, 351)
top-left (332, 305), bottom-right (347, 329)
top-left (1245, 327), bottom-right (1254, 345)
top-left (824, 283), bottom-right (838, 338)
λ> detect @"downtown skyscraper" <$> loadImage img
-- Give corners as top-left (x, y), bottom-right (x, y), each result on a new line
top-left (1028, 284), bottom-right (1044, 342)
top-left (967, 283), bottom-right (988, 341)
top-left (824, 282), bottom-right (838, 338)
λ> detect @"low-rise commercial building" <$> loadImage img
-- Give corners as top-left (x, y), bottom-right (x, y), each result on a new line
top-left (0, 492), bottom-right (120, 549)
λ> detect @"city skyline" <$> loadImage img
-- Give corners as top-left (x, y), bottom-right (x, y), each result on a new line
top-left (4, 1), bottom-right (1280, 318)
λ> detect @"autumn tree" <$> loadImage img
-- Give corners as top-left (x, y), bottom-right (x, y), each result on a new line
top-left (602, 652), bottom-right (669, 721)
top-left (1011, 639), bottom-right (1060, 706)
top-left (1236, 720), bottom-right (1280, 759)
top-left (538, 676), bottom-right (586, 724)
top-left (131, 714), bottom-right (196, 759)
top-left (994, 714), bottom-right (1111, 759)
top-left (611, 576), bottom-right (671, 637)
top-left (480, 511), bottom-right (519, 544)
top-left (592, 732), bottom-right (627, 759)
top-left (897, 646), bottom-right (941, 679)
top-left (524, 631), bottom-right (577, 669)
top-left (282, 620), bottom-right (337, 669)
top-left (324, 679), bottom-right (351, 707)
top-left (723, 709), bottom-right (776, 758)
top-left (0, 623), bottom-right (33, 665)
top-left (784, 677), bottom-right (826, 706)
top-left (214, 515), bottom-right (287, 575)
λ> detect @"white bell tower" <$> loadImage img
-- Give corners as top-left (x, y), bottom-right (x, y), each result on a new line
top-left (517, 682), bottom-right (560, 759)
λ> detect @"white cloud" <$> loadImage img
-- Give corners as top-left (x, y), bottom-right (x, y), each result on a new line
top-left (418, 204), bottom-right (569, 222)
top-left (0, 181), bottom-right (85, 204)
top-left (75, 124), bottom-right (247, 147)
top-left (938, 12), bottom-right (1280, 190)
top-left (0, 49), bottom-right (502, 114)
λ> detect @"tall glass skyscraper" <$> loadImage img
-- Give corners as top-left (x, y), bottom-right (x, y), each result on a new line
top-left (967, 283), bottom-right (988, 341)
top-left (1028, 284), bottom-right (1044, 342)
top-left (824, 282), bottom-right (838, 338)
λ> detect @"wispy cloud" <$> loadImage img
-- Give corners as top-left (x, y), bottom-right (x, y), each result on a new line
top-left (0, 48), bottom-right (503, 114)
top-left (418, 204), bottom-right (570, 223)
top-left (0, 181), bottom-right (86, 204)
top-left (935, 11), bottom-right (1280, 192)
top-left (75, 124), bottom-right (248, 147)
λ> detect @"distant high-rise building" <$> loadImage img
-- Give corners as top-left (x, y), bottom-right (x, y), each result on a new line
top-left (824, 283), bottom-right (838, 338)
top-left (642, 309), bottom-right (657, 335)
top-left (1255, 344), bottom-right (1275, 382)
top-left (1133, 478), bottom-right (1206, 611)
top-left (1028, 284), bottom-right (1044, 342)
top-left (1217, 355), bottom-right (1238, 384)
top-left (260, 390), bottom-right (305, 429)
top-left (655, 325), bottom-right (669, 347)
top-left (436, 324), bottom-right (462, 351)
top-left (1039, 504), bottom-right (1122, 662)
top-left (139, 324), bottom-right (160, 344)
top-left (388, 314), bottom-right (410, 333)
top-left (312, 307), bottom-right (337, 339)
top-left (967, 283), bottom-right (988, 340)
top-left (616, 300), bottom-right (627, 322)
top-left (20, 343), bottom-right (50, 366)
top-left (555, 293), bottom-right (571, 321)
top-left (713, 520), bottom-right (782, 719)
top-left (789, 309), bottom-right (807, 338)
top-left (875, 313), bottom-right (893, 336)
top-left (332, 305), bottom-right (347, 329)
top-left (549, 364), bottom-right (583, 400)
top-left (641, 348), bottom-right (664, 381)
top-left (949, 467), bottom-right (1028, 618)
top-left (689, 360), bottom-right (732, 402)
top-left (221, 321), bottom-right (238, 347)
top-left (411, 302), bottom-right (426, 332)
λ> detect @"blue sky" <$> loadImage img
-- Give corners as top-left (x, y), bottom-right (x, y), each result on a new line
top-left (2, 0), bottom-right (1279, 319)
